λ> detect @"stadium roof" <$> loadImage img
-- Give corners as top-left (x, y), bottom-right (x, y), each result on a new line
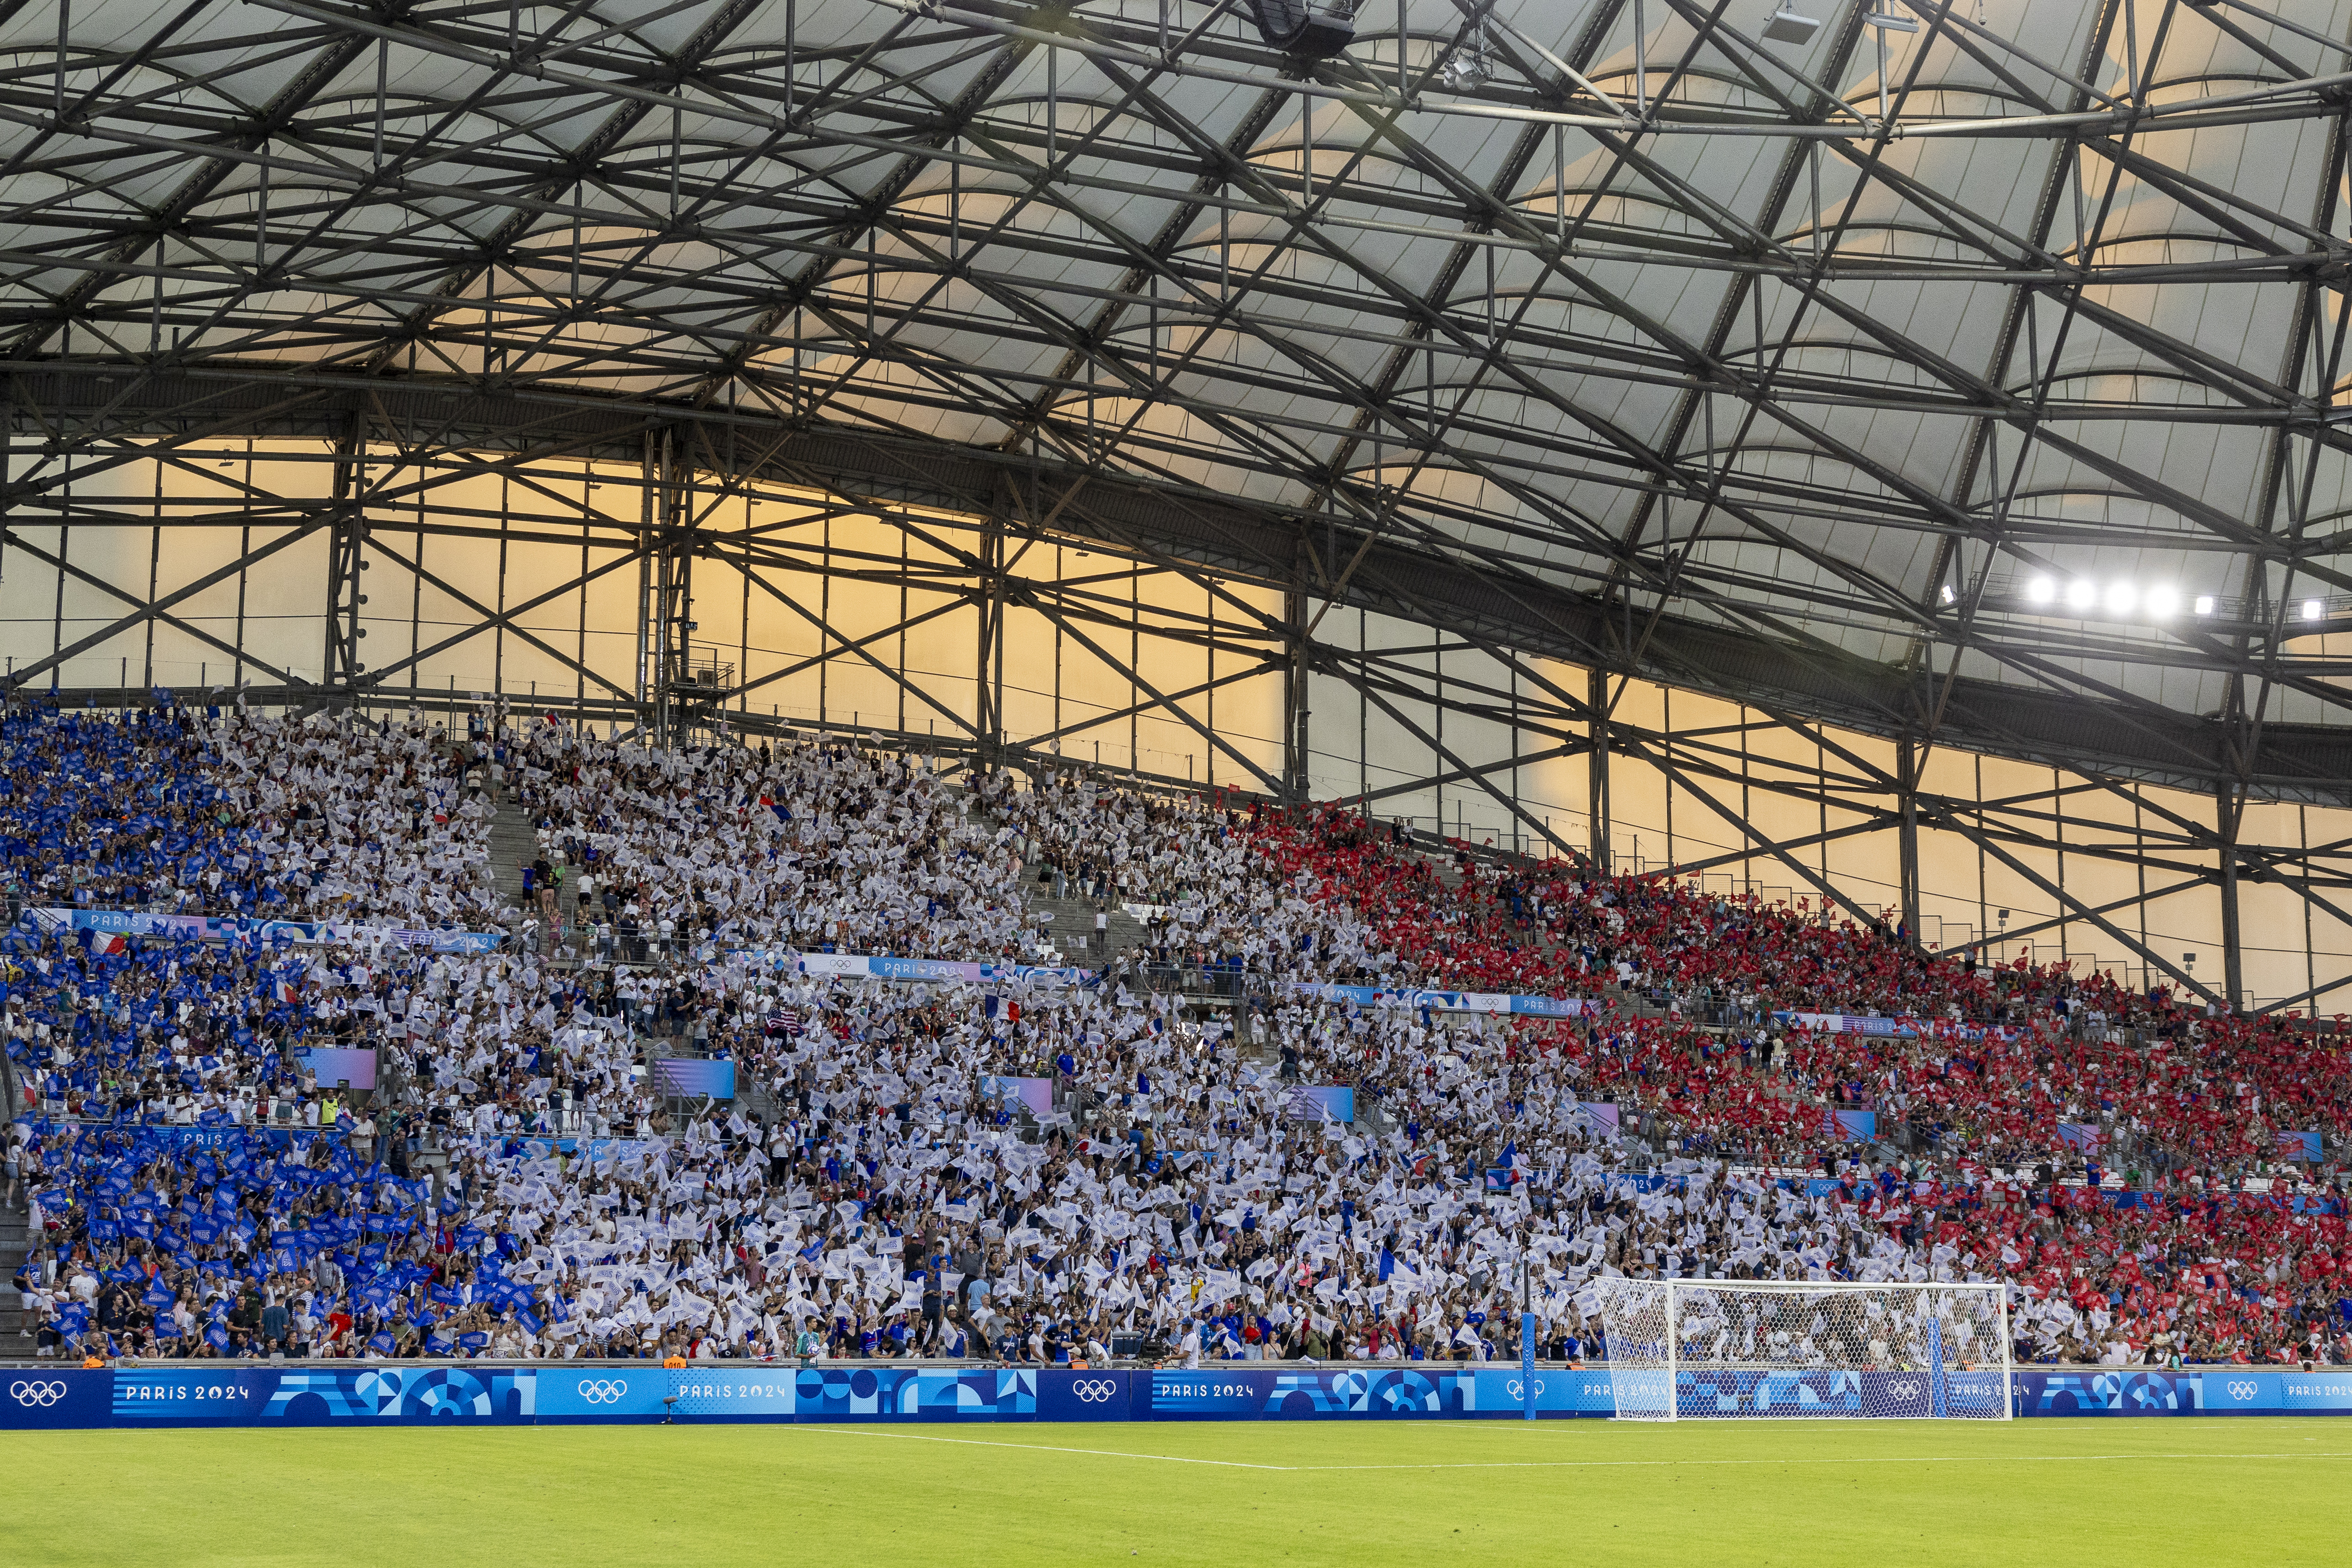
top-left (5, 0), bottom-right (2352, 794)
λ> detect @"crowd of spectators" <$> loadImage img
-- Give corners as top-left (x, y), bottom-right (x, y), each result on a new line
top-left (2, 696), bottom-right (2347, 1372)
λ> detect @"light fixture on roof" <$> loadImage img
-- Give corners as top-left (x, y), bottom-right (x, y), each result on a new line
top-left (2026, 575), bottom-right (2055, 605)
top-left (2194, 595), bottom-right (2215, 616)
top-left (1762, 7), bottom-right (1823, 45)
top-left (2302, 598), bottom-right (2324, 622)
top-left (1243, 0), bottom-right (1360, 61)
top-left (2145, 584), bottom-right (2179, 617)
top-left (1939, 582), bottom-right (1956, 605)
top-left (2104, 581), bottom-right (2137, 615)
top-left (1440, 44), bottom-right (1493, 89)
top-left (2064, 579), bottom-right (2097, 611)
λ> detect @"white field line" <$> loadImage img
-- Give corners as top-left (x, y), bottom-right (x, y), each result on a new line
top-left (790, 1427), bottom-right (2352, 1473)
top-left (794, 1426), bottom-right (1289, 1469)
top-left (1288, 1452), bottom-right (2352, 1471)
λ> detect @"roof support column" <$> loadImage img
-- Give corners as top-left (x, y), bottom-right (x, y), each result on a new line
top-left (1898, 732), bottom-right (1922, 946)
top-left (322, 411), bottom-right (367, 711)
top-left (1282, 535), bottom-right (1310, 803)
top-left (977, 506), bottom-right (1005, 769)
top-left (1588, 664), bottom-right (1611, 871)
top-left (2217, 777), bottom-right (2245, 1014)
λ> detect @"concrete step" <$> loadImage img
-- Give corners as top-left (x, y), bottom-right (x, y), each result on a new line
top-left (0, 1200), bottom-right (31, 1314)
top-left (1023, 892), bottom-right (1149, 961)
top-left (485, 797), bottom-right (541, 915)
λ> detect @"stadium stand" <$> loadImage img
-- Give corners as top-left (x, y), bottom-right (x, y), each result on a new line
top-left (3, 697), bottom-right (2348, 1373)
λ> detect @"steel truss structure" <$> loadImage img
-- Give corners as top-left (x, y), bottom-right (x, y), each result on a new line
top-left (1, 1), bottom-right (2351, 1012)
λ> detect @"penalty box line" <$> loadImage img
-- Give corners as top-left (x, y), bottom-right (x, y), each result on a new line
top-left (788, 1429), bottom-right (2352, 1472)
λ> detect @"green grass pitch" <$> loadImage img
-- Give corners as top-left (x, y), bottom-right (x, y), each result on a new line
top-left (10, 1418), bottom-right (2343, 1565)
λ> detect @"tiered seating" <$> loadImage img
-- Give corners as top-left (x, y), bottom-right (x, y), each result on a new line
top-left (1, 701), bottom-right (2344, 1369)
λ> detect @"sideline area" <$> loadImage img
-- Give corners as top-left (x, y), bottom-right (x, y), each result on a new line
top-left (8, 1417), bottom-right (2345, 1566)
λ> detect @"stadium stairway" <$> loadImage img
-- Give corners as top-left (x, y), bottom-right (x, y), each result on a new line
top-left (485, 795), bottom-right (539, 916)
top-left (0, 1189), bottom-right (29, 1328)
top-left (1024, 891), bottom-right (1148, 965)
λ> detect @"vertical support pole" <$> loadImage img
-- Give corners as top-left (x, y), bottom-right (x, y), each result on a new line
top-left (675, 432), bottom-right (696, 740)
top-left (895, 524), bottom-right (907, 735)
top-left (2053, 766), bottom-right (2067, 967)
top-left (1633, 0), bottom-right (1647, 120)
top-left (237, 443), bottom-right (255, 692)
top-left (818, 509), bottom-right (831, 732)
top-left (2303, 803), bottom-right (2316, 1010)
top-left (976, 503), bottom-right (1004, 767)
top-left (579, 465), bottom-right (591, 718)
top-left (52, 455), bottom-right (69, 689)
top-left (322, 412), bottom-right (366, 707)
top-left (1396, 0), bottom-right (1407, 100)
top-left (1282, 534), bottom-right (1309, 802)
top-left (1587, 665), bottom-right (1610, 869)
top-left (1007, 517), bottom-right (1016, 761)
top-left (2217, 777), bottom-right (2244, 1012)
top-left (0, 390), bottom-right (11, 601)
top-left (1976, 752), bottom-right (1988, 959)
top-left (1509, 660), bottom-right (1520, 856)
top-left (1662, 687), bottom-right (1673, 868)
top-left (1128, 557), bottom-right (1139, 777)
top-left (142, 463), bottom-right (161, 688)
top-left (407, 464), bottom-right (421, 709)
top-left (635, 429), bottom-right (655, 738)
top-left (654, 428), bottom-right (676, 748)
top-left (646, 425), bottom-right (696, 748)
top-left (2135, 789), bottom-right (2149, 979)
top-left (1898, 732), bottom-right (1921, 945)
top-left (494, 475), bottom-right (510, 700)
top-left (1356, 606), bottom-right (1367, 810)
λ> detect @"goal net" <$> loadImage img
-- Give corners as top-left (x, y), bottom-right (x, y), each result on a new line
top-left (1588, 1278), bottom-right (2011, 1420)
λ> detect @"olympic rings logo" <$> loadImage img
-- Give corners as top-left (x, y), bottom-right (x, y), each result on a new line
top-left (575, 1379), bottom-right (631, 1405)
top-left (1070, 1379), bottom-right (1120, 1404)
top-left (2227, 1381), bottom-right (2258, 1402)
top-left (1507, 1378), bottom-right (1546, 1400)
top-left (1888, 1380), bottom-right (1920, 1399)
top-left (11, 1381), bottom-right (66, 1407)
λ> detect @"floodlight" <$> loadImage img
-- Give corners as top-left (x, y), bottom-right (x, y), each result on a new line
top-left (2064, 579), bottom-right (2096, 611)
top-left (2026, 576), bottom-right (2055, 605)
top-left (2145, 585), bottom-right (2178, 617)
top-left (2194, 595), bottom-right (2215, 616)
top-left (1763, 7), bottom-right (1823, 45)
top-left (1441, 49), bottom-right (1493, 88)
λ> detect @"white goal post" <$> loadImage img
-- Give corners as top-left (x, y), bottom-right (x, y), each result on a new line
top-left (1589, 1278), bottom-right (2013, 1420)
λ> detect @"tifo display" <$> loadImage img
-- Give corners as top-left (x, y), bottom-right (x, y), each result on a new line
top-left (1, 693), bottom-right (2348, 1424)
